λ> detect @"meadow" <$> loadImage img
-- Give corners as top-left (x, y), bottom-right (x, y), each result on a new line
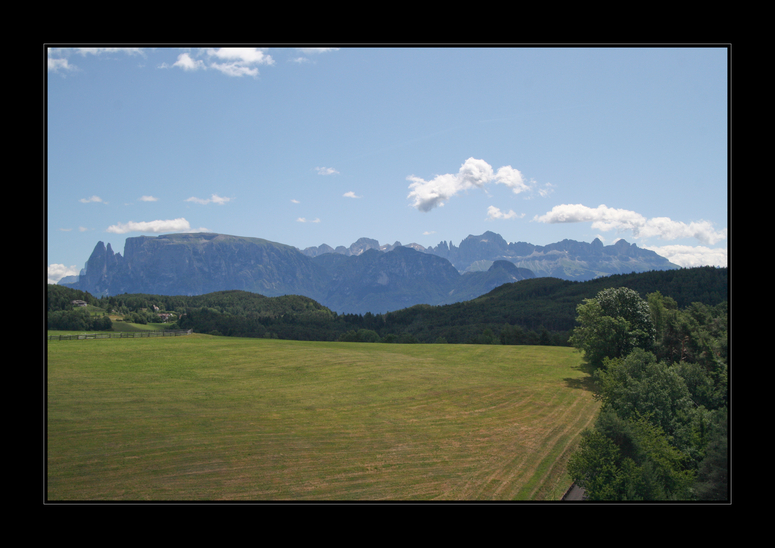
top-left (47, 334), bottom-right (600, 501)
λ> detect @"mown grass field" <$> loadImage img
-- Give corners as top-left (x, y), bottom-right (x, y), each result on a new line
top-left (47, 335), bottom-right (600, 501)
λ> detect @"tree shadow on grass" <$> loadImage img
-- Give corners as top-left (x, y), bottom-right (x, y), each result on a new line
top-left (562, 362), bottom-right (598, 394)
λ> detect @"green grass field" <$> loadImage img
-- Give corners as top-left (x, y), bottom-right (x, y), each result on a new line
top-left (47, 335), bottom-right (600, 501)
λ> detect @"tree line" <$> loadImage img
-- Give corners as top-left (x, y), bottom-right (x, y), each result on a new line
top-left (566, 287), bottom-right (728, 501)
top-left (47, 267), bottom-right (727, 349)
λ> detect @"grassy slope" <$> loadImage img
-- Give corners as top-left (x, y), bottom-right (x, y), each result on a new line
top-left (47, 335), bottom-right (599, 501)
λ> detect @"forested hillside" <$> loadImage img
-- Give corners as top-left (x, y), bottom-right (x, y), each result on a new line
top-left (48, 266), bottom-right (727, 348)
top-left (47, 284), bottom-right (113, 331)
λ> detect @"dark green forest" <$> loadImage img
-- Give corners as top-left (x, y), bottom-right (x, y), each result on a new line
top-left (47, 266), bottom-right (727, 347)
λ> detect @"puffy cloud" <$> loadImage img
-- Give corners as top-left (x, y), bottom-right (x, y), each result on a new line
top-left (165, 48), bottom-right (273, 77)
top-left (297, 217), bottom-right (321, 223)
top-left (207, 48), bottom-right (274, 66)
top-left (636, 217), bottom-right (727, 244)
top-left (457, 158), bottom-right (494, 189)
top-left (48, 57), bottom-right (74, 73)
top-left (343, 191), bottom-right (361, 198)
top-left (139, 195), bottom-right (158, 202)
top-left (407, 158), bottom-right (535, 212)
top-left (106, 218), bottom-right (194, 234)
top-left (534, 204), bottom-right (727, 245)
top-left (486, 205), bottom-right (521, 220)
top-left (185, 194), bottom-right (232, 205)
top-left (644, 244), bottom-right (727, 268)
top-left (48, 263), bottom-right (80, 284)
top-left (206, 48), bottom-right (273, 77)
top-left (494, 165), bottom-right (530, 194)
top-left (172, 53), bottom-right (205, 72)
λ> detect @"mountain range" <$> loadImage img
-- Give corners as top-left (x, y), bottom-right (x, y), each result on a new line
top-left (60, 231), bottom-right (679, 314)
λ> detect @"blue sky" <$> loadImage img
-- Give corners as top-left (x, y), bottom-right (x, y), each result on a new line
top-left (47, 46), bottom-right (728, 284)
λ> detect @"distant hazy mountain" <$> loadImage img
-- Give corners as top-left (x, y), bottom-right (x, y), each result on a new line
top-left (61, 230), bottom-right (678, 313)
top-left (423, 231), bottom-right (680, 279)
top-left (301, 237), bottom-right (419, 257)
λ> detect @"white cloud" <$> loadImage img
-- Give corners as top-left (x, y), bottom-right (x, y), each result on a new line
top-left (80, 195), bottom-right (106, 204)
top-left (644, 244), bottom-right (727, 268)
top-left (291, 199), bottom-right (300, 204)
top-left (48, 47), bottom-right (145, 73)
top-left (207, 48), bottom-right (274, 77)
top-left (208, 48), bottom-right (274, 66)
top-left (186, 194), bottom-right (232, 205)
top-left (423, 231), bottom-right (437, 235)
top-left (48, 57), bottom-right (74, 73)
top-left (210, 62), bottom-right (259, 78)
top-left (171, 53), bottom-right (205, 72)
top-left (139, 195), bottom-right (158, 202)
top-left (316, 167), bottom-right (339, 175)
top-left (486, 205), bottom-right (522, 220)
top-left (343, 191), bottom-right (361, 198)
top-left (163, 48), bottom-right (274, 77)
top-left (297, 217), bottom-right (321, 223)
top-left (48, 263), bottom-right (80, 284)
top-left (494, 165), bottom-right (530, 194)
top-left (106, 218), bottom-right (194, 234)
top-left (534, 204), bottom-right (727, 245)
top-left (72, 47), bottom-right (145, 57)
top-left (407, 158), bottom-right (537, 212)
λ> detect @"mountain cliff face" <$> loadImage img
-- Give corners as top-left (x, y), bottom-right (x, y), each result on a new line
top-left (313, 246), bottom-right (463, 314)
top-left (63, 230), bottom-right (678, 313)
top-left (71, 233), bottom-right (330, 300)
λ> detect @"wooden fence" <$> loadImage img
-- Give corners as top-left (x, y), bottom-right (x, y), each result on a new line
top-left (47, 329), bottom-right (193, 341)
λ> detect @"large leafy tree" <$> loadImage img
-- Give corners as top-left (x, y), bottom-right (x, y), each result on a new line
top-left (569, 287), bottom-right (655, 369)
top-left (568, 410), bottom-right (696, 500)
top-left (566, 287), bottom-right (728, 501)
top-left (595, 349), bottom-right (698, 450)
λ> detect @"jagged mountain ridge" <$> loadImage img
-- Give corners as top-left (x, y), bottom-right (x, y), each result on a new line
top-left (62, 232), bottom-right (535, 314)
top-left (302, 237), bottom-right (419, 258)
top-left (302, 230), bottom-right (680, 279)
top-left (61, 230), bottom-right (678, 314)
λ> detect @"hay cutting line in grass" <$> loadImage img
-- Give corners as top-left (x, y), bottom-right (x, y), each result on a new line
top-left (47, 335), bottom-right (599, 501)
